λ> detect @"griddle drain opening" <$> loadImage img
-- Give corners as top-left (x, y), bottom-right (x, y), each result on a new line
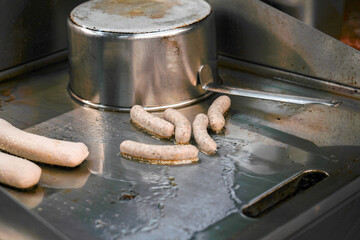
top-left (242, 170), bottom-right (329, 218)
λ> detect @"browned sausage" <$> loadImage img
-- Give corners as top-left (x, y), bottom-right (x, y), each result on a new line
top-left (163, 108), bottom-right (191, 144)
top-left (130, 105), bottom-right (174, 139)
top-left (208, 95), bottom-right (231, 133)
top-left (120, 140), bottom-right (199, 165)
top-left (193, 113), bottom-right (217, 155)
top-left (0, 151), bottom-right (41, 189)
top-left (0, 118), bottom-right (89, 167)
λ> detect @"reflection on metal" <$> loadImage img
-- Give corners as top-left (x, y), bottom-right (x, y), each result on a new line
top-left (0, 50), bottom-right (68, 81)
top-left (0, 187), bottom-right (68, 240)
top-left (68, 85), bottom-right (213, 112)
top-left (199, 64), bottom-right (341, 106)
top-left (3, 186), bottom-right (44, 209)
top-left (0, 0), bottom-right (87, 80)
top-left (261, 0), bottom-right (344, 39)
top-left (207, 0), bottom-right (360, 90)
top-left (39, 164), bottom-right (91, 189)
top-left (86, 142), bottom-right (106, 175)
top-left (242, 170), bottom-right (329, 218)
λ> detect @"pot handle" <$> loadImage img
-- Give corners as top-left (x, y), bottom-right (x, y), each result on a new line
top-left (199, 65), bottom-right (341, 107)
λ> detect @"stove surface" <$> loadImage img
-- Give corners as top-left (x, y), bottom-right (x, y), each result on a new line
top-left (0, 61), bottom-right (359, 240)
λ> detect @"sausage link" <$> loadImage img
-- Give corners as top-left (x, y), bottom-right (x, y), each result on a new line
top-left (193, 114), bottom-right (217, 155)
top-left (130, 105), bottom-right (174, 139)
top-left (0, 118), bottom-right (89, 167)
top-left (207, 95), bottom-right (231, 133)
top-left (120, 140), bottom-right (198, 165)
top-left (0, 151), bottom-right (41, 189)
top-left (163, 109), bottom-right (191, 144)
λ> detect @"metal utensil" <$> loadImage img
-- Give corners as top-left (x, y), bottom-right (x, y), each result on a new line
top-left (199, 64), bottom-right (341, 107)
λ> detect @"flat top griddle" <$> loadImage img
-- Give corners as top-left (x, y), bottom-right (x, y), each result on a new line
top-left (0, 61), bottom-right (359, 240)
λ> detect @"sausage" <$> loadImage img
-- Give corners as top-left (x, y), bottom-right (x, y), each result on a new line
top-left (163, 109), bottom-right (191, 144)
top-left (130, 105), bottom-right (174, 139)
top-left (120, 140), bottom-right (199, 165)
top-left (0, 151), bottom-right (41, 189)
top-left (192, 113), bottom-right (217, 155)
top-left (0, 118), bottom-right (89, 167)
top-left (207, 95), bottom-right (231, 133)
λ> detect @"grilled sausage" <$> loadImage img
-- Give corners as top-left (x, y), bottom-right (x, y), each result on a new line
top-left (163, 108), bottom-right (191, 144)
top-left (120, 140), bottom-right (199, 165)
top-left (130, 105), bottom-right (174, 139)
top-left (0, 118), bottom-right (89, 167)
top-left (193, 113), bottom-right (217, 155)
top-left (207, 95), bottom-right (231, 133)
top-left (0, 151), bottom-right (41, 189)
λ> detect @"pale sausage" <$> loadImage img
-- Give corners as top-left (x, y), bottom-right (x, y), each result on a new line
top-left (207, 95), bottom-right (231, 133)
top-left (0, 118), bottom-right (89, 167)
top-left (193, 114), bottom-right (217, 155)
top-left (130, 105), bottom-right (174, 139)
top-left (163, 109), bottom-right (191, 144)
top-left (0, 151), bottom-right (41, 189)
top-left (120, 140), bottom-right (198, 165)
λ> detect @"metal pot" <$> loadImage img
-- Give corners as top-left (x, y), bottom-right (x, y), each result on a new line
top-left (68, 0), bottom-right (339, 111)
top-left (67, 0), bottom-right (216, 111)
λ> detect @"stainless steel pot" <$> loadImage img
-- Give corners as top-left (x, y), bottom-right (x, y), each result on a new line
top-left (68, 0), bottom-right (340, 111)
top-left (68, 0), bottom-right (216, 111)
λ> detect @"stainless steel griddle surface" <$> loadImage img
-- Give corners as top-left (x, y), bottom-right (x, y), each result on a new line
top-left (0, 61), bottom-right (359, 240)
